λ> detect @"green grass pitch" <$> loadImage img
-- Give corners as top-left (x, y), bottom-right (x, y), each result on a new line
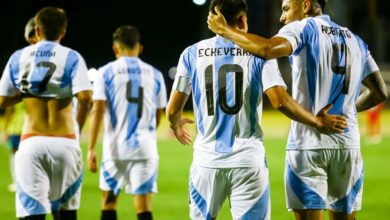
top-left (0, 111), bottom-right (389, 219)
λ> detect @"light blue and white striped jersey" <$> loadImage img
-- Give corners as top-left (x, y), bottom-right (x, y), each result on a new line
top-left (93, 56), bottom-right (167, 160)
top-left (0, 41), bottom-right (91, 98)
top-left (275, 15), bottom-right (379, 150)
top-left (173, 36), bottom-right (286, 168)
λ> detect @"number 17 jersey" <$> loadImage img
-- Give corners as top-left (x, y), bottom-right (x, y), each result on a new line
top-left (0, 41), bottom-right (91, 98)
top-left (173, 36), bottom-right (286, 168)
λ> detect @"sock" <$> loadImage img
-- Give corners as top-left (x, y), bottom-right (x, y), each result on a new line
top-left (137, 212), bottom-right (153, 220)
top-left (101, 210), bottom-right (117, 220)
top-left (19, 214), bottom-right (45, 220)
top-left (59, 210), bottom-right (77, 220)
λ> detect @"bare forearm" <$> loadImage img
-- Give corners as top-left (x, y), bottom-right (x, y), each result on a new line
top-left (88, 108), bottom-right (104, 151)
top-left (0, 96), bottom-right (22, 108)
top-left (77, 103), bottom-right (91, 132)
top-left (277, 98), bottom-right (320, 128)
top-left (356, 89), bottom-right (385, 112)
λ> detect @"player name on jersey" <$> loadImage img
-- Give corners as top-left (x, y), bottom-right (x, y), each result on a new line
top-left (198, 47), bottom-right (251, 57)
top-left (29, 50), bottom-right (56, 57)
top-left (321, 25), bottom-right (351, 38)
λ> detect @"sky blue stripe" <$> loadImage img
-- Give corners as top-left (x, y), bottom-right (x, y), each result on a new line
top-left (133, 172), bottom-right (157, 195)
top-left (16, 184), bottom-right (47, 215)
top-left (330, 168), bottom-right (364, 214)
top-left (354, 35), bottom-right (368, 101)
top-left (101, 162), bottom-right (121, 195)
top-left (186, 45), bottom-right (205, 135)
top-left (51, 173), bottom-right (83, 211)
top-left (286, 164), bottom-right (326, 209)
top-left (125, 58), bottom-right (141, 148)
top-left (30, 42), bottom-right (56, 94)
top-left (249, 58), bottom-right (262, 135)
top-left (302, 19), bottom-right (319, 111)
top-left (190, 181), bottom-right (212, 220)
top-left (239, 183), bottom-right (270, 220)
top-left (9, 50), bottom-right (23, 89)
top-left (103, 66), bottom-right (117, 129)
top-left (61, 50), bottom-right (78, 88)
top-left (148, 68), bottom-right (160, 131)
top-left (215, 37), bottom-right (235, 153)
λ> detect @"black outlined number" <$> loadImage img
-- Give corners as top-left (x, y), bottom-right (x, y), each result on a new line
top-left (126, 80), bottom-right (144, 118)
top-left (331, 43), bottom-right (351, 94)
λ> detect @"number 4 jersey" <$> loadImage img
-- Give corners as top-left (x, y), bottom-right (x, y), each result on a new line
top-left (275, 15), bottom-right (380, 150)
top-left (173, 36), bottom-right (286, 168)
top-left (0, 41), bottom-right (91, 98)
top-left (93, 57), bottom-right (167, 161)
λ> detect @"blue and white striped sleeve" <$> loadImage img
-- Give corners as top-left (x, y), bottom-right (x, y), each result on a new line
top-left (92, 67), bottom-right (107, 101)
top-left (172, 48), bottom-right (192, 95)
top-left (71, 52), bottom-right (92, 95)
top-left (275, 20), bottom-right (306, 53)
top-left (0, 56), bottom-right (19, 97)
top-left (156, 71), bottom-right (167, 108)
top-left (261, 59), bottom-right (287, 92)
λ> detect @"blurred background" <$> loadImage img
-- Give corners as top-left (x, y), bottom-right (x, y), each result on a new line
top-left (0, 0), bottom-right (389, 219)
top-left (0, 0), bottom-right (389, 101)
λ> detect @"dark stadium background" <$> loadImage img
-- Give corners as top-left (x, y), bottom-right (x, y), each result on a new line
top-left (0, 0), bottom-right (389, 106)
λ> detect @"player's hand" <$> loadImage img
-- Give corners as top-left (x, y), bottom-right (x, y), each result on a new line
top-left (207, 6), bottom-right (228, 35)
top-left (316, 104), bottom-right (348, 134)
top-left (170, 118), bottom-right (194, 145)
top-left (87, 149), bottom-right (98, 173)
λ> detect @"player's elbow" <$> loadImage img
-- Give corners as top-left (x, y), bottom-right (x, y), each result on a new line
top-left (379, 86), bottom-right (388, 101)
top-left (77, 91), bottom-right (93, 108)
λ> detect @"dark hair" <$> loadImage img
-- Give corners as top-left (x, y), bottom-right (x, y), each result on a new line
top-left (112, 25), bottom-right (140, 49)
top-left (24, 17), bottom-right (36, 42)
top-left (317, 0), bottom-right (326, 9)
top-left (35, 7), bottom-right (67, 41)
top-left (209, 0), bottom-right (248, 26)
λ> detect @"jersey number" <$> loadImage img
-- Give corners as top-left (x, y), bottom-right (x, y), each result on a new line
top-left (204, 64), bottom-right (243, 116)
top-left (21, 61), bottom-right (57, 93)
top-left (331, 43), bottom-right (351, 94)
top-left (126, 80), bottom-right (143, 118)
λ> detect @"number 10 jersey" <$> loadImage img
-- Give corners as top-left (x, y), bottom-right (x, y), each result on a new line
top-left (173, 36), bottom-right (286, 168)
top-left (275, 14), bottom-right (380, 150)
top-left (0, 41), bottom-right (91, 99)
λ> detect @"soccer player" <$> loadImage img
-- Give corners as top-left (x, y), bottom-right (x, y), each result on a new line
top-left (208, 0), bottom-right (388, 219)
top-left (3, 17), bottom-right (38, 193)
top-left (87, 25), bottom-right (167, 220)
top-left (167, 0), bottom-right (347, 219)
top-left (0, 7), bottom-right (92, 220)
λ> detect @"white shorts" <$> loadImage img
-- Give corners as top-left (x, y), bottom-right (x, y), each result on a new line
top-left (285, 149), bottom-right (364, 214)
top-left (15, 136), bottom-right (83, 218)
top-left (189, 165), bottom-right (270, 220)
top-left (99, 159), bottom-right (158, 195)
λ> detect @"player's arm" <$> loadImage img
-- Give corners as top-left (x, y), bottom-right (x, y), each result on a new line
top-left (0, 95), bottom-right (22, 108)
top-left (88, 100), bottom-right (106, 173)
top-left (265, 86), bottom-right (347, 133)
top-left (207, 7), bottom-right (292, 59)
top-left (356, 71), bottom-right (388, 112)
top-left (166, 91), bottom-right (194, 145)
top-left (75, 90), bottom-right (92, 132)
top-left (156, 108), bottom-right (164, 128)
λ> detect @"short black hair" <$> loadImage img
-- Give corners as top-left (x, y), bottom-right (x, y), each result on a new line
top-left (317, 0), bottom-right (326, 9)
top-left (24, 17), bottom-right (36, 42)
top-left (209, 0), bottom-right (248, 26)
top-left (112, 25), bottom-right (140, 49)
top-left (35, 7), bottom-right (67, 41)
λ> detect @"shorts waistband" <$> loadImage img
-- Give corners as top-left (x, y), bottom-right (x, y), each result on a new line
top-left (21, 133), bottom-right (76, 141)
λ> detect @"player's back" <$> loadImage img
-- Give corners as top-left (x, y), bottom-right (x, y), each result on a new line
top-left (4, 41), bottom-right (89, 136)
top-left (95, 56), bottom-right (166, 160)
top-left (176, 36), bottom-right (284, 168)
top-left (277, 15), bottom-right (378, 149)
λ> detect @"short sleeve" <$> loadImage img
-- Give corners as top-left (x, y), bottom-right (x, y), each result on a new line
top-left (71, 52), bottom-right (92, 95)
top-left (362, 50), bottom-right (379, 79)
top-left (156, 71), bottom-right (167, 108)
top-left (275, 20), bottom-right (307, 54)
top-left (0, 56), bottom-right (19, 97)
top-left (261, 59), bottom-right (287, 92)
top-left (172, 48), bottom-right (192, 95)
top-left (92, 68), bottom-right (107, 101)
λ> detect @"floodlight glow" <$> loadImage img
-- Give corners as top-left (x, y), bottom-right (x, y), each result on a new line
top-left (193, 0), bottom-right (206, 6)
